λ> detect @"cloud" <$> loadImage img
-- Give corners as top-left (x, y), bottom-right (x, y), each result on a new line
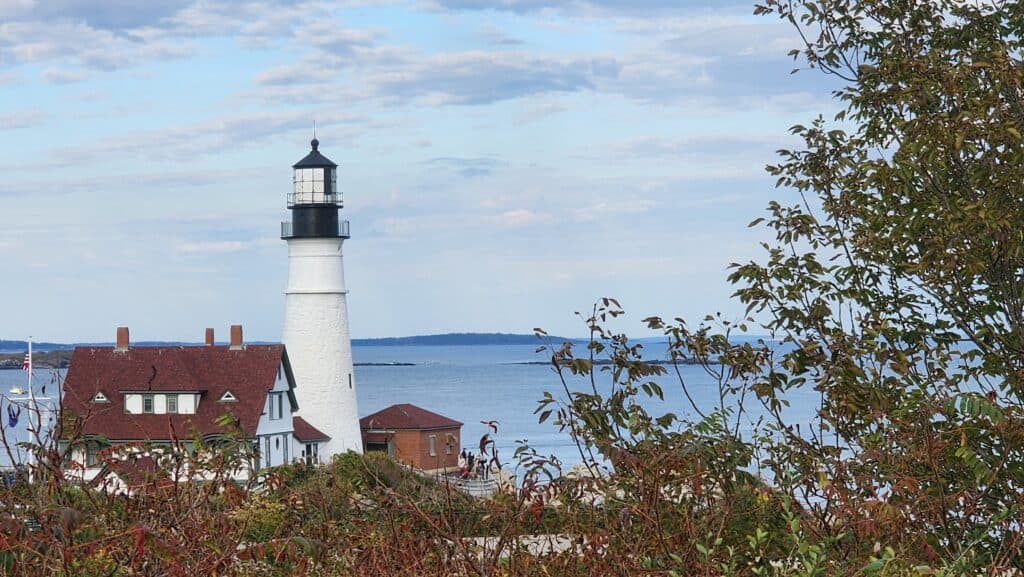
top-left (0, 110), bottom-right (45, 130)
top-left (664, 22), bottom-right (796, 60)
top-left (174, 235), bottom-right (279, 254)
top-left (160, 1), bottom-right (388, 46)
top-left (480, 25), bottom-right (524, 46)
top-left (256, 62), bottom-right (337, 86)
top-left (0, 20), bottom-right (193, 71)
top-left (0, 238), bottom-right (25, 251)
top-left (493, 208), bottom-right (554, 227)
top-left (432, 0), bottom-right (554, 11)
top-left (177, 240), bottom-right (249, 254)
top-left (371, 214), bottom-right (468, 239)
top-left (46, 109), bottom-right (367, 166)
top-left (40, 67), bottom-right (87, 84)
top-left (0, 0), bottom-right (366, 72)
top-left (431, 0), bottom-right (751, 16)
top-left (517, 100), bottom-right (568, 123)
top-left (260, 48), bottom-right (622, 106)
top-left (570, 198), bottom-right (654, 222)
top-left (306, 21), bottom-right (383, 55)
top-left (231, 2), bottom-right (815, 112)
top-left (615, 134), bottom-right (787, 159)
top-left (424, 156), bottom-right (505, 178)
top-left (0, 0), bottom-right (193, 30)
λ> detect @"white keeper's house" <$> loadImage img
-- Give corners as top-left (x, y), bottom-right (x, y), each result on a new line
top-left (60, 325), bottom-right (329, 482)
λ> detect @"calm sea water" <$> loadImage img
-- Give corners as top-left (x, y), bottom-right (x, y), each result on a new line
top-left (0, 344), bottom-right (821, 471)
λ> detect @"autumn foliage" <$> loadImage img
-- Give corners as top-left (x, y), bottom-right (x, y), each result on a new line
top-left (4, 0), bottom-right (1024, 574)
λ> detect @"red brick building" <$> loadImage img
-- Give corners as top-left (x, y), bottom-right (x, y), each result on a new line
top-left (360, 404), bottom-right (462, 471)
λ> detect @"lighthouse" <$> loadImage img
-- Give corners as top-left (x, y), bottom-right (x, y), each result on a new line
top-left (281, 138), bottom-right (362, 458)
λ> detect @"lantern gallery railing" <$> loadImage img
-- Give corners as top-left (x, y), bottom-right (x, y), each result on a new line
top-left (286, 192), bottom-right (344, 207)
top-left (281, 220), bottom-right (350, 239)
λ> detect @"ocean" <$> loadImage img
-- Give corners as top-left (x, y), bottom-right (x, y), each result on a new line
top-left (0, 343), bottom-right (821, 471)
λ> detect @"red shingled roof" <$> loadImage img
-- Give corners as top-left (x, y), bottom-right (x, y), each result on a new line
top-left (292, 416), bottom-right (330, 442)
top-left (63, 345), bottom-right (294, 441)
top-left (359, 403), bottom-right (462, 431)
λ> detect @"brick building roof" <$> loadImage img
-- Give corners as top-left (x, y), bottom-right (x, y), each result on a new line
top-left (63, 344), bottom-right (295, 441)
top-left (292, 416), bottom-right (330, 442)
top-left (359, 403), bottom-right (462, 431)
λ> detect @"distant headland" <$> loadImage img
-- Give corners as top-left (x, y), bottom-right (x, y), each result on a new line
top-left (351, 333), bottom-right (569, 346)
top-left (0, 333), bottom-right (572, 369)
top-left (1, 333), bottom-right (564, 353)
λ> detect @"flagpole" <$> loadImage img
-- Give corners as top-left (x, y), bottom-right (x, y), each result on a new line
top-left (27, 337), bottom-right (35, 477)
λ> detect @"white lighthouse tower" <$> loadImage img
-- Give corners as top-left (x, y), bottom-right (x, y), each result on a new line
top-left (281, 138), bottom-right (362, 458)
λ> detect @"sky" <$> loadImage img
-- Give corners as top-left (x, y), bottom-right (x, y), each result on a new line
top-left (0, 0), bottom-right (839, 343)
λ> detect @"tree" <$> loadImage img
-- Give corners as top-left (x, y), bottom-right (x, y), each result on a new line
top-left (533, 1), bottom-right (1024, 573)
top-left (722, 0), bottom-right (1024, 570)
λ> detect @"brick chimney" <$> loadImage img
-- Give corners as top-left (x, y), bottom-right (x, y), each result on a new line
top-left (229, 324), bottom-right (244, 350)
top-left (115, 326), bottom-right (129, 352)
top-left (205, 328), bottom-right (215, 346)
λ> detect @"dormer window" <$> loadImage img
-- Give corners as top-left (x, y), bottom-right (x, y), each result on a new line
top-left (91, 392), bottom-right (109, 403)
top-left (123, 392), bottom-right (197, 415)
top-left (219, 391), bottom-right (237, 403)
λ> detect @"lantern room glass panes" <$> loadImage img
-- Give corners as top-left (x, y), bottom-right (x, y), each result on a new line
top-left (291, 167), bottom-right (341, 206)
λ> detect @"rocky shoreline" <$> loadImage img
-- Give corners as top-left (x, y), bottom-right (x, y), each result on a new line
top-left (510, 357), bottom-right (720, 366)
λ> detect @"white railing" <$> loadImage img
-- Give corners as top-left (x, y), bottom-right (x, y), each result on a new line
top-left (436, 474), bottom-right (499, 498)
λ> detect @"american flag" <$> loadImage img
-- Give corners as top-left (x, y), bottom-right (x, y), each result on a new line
top-left (21, 353), bottom-right (29, 371)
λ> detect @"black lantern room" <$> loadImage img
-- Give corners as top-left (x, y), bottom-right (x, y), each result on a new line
top-left (281, 139), bottom-right (350, 239)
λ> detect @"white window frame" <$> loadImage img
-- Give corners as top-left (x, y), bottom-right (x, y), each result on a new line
top-left (269, 392), bottom-right (285, 420)
top-left (428, 435), bottom-right (437, 457)
top-left (86, 442), bottom-right (104, 467)
top-left (142, 394), bottom-right (154, 414)
top-left (166, 394), bottom-right (178, 414)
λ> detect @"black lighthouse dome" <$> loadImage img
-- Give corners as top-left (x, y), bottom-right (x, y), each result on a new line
top-left (282, 139), bottom-right (349, 239)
